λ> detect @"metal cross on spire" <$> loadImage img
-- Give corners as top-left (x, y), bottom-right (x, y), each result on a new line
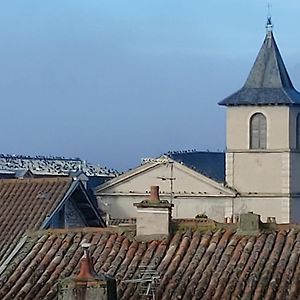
top-left (266, 3), bottom-right (273, 32)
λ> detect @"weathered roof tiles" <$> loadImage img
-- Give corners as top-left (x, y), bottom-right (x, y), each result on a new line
top-left (0, 177), bottom-right (104, 264)
top-left (1, 227), bottom-right (300, 299)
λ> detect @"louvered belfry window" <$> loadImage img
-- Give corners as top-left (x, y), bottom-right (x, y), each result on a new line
top-left (250, 113), bottom-right (267, 149)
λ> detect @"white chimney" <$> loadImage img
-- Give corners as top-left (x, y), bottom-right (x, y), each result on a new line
top-left (134, 186), bottom-right (173, 241)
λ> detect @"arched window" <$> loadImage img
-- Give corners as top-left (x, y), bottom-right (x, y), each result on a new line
top-left (250, 113), bottom-right (267, 149)
top-left (297, 114), bottom-right (300, 149)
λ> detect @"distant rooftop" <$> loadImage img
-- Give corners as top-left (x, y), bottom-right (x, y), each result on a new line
top-left (166, 150), bottom-right (225, 182)
top-left (0, 154), bottom-right (118, 177)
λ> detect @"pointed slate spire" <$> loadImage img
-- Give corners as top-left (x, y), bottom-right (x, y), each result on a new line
top-left (219, 20), bottom-right (300, 106)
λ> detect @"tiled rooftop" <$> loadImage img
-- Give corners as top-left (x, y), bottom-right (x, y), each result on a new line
top-left (1, 226), bottom-right (300, 299)
top-left (0, 178), bottom-right (75, 263)
top-left (0, 154), bottom-right (118, 177)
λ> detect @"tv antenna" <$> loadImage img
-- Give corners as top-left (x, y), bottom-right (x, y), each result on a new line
top-left (157, 160), bottom-right (176, 203)
top-left (122, 266), bottom-right (160, 299)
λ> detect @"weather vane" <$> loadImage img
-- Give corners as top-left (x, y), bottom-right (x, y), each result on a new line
top-left (266, 3), bottom-right (273, 32)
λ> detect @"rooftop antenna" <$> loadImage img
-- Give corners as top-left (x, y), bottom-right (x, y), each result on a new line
top-left (266, 3), bottom-right (273, 33)
top-left (157, 161), bottom-right (176, 204)
top-left (122, 266), bottom-right (160, 299)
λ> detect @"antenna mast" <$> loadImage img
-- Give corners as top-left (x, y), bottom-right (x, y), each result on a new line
top-left (156, 160), bottom-right (176, 204)
top-left (122, 266), bottom-right (160, 299)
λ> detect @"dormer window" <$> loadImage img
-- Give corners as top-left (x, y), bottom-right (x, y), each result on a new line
top-left (250, 113), bottom-right (267, 149)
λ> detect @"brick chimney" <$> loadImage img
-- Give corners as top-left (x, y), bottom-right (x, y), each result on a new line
top-left (134, 186), bottom-right (173, 241)
top-left (58, 242), bottom-right (117, 300)
top-left (149, 185), bottom-right (160, 203)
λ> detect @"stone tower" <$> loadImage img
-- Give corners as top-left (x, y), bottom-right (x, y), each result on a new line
top-left (219, 19), bottom-right (300, 223)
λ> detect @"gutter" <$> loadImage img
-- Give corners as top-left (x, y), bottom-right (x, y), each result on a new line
top-left (0, 236), bottom-right (27, 275)
top-left (98, 192), bottom-right (234, 198)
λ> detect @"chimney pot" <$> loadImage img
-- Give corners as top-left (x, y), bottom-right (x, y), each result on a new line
top-left (267, 216), bottom-right (276, 223)
top-left (76, 246), bottom-right (95, 280)
top-left (58, 242), bottom-right (118, 300)
top-left (149, 186), bottom-right (160, 203)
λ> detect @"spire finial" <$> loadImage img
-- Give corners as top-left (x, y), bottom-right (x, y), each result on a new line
top-left (266, 3), bottom-right (273, 33)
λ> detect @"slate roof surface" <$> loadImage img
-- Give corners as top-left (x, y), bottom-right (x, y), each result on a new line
top-left (167, 151), bottom-right (225, 182)
top-left (0, 178), bottom-right (74, 263)
top-left (1, 226), bottom-right (300, 299)
top-left (219, 31), bottom-right (300, 106)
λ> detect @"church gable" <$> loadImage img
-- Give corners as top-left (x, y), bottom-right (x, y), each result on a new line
top-left (97, 159), bottom-right (234, 197)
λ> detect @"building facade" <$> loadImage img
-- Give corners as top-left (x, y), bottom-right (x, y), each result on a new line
top-left (96, 157), bottom-right (234, 222)
top-left (97, 22), bottom-right (300, 224)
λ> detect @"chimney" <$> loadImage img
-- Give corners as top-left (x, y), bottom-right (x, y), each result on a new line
top-left (58, 243), bottom-right (117, 300)
top-left (237, 212), bottom-right (261, 235)
top-left (134, 185), bottom-right (173, 241)
top-left (149, 185), bottom-right (160, 203)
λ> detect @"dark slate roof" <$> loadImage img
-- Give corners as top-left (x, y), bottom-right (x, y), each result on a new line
top-left (2, 225), bottom-right (300, 299)
top-left (219, 30), bottom-right (300, 106)
top-left (167, 151), bottom-right (225, 182)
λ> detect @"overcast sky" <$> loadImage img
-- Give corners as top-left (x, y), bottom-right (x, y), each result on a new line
top-left (0, 1), bottom-right (300, 170)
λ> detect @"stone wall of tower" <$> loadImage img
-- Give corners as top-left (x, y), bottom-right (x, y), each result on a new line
top-left (226, 106), bottom-right (290, 194)
top-left (289, 107), bottom-right (300, 194)
top-left (234, 196), bottom-right (290, 223)
top-left (226, 152), bottom-right (289, 194)
top-left (227, 106), bottom-right (290, 150)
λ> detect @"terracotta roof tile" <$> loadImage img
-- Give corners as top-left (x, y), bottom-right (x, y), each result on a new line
top-left (2, 227), bottom-right (300, 299)
top-left (0, 178), bottom-right (73, 263)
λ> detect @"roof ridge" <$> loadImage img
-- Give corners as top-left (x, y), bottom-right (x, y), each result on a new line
top-left (95, 160), bottom-right (164, 192)
top-left (26, 227), bottom-right (116, 237)
top-left (0, 177), bottom-right (72, 183)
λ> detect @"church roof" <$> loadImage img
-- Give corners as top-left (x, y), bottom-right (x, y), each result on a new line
top-left (219, 29), bottom-right (300, 106)
top-left (167, 151), bottom-right (225, 182)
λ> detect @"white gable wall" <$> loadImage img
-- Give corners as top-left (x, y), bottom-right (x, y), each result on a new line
top-left (96, 161), bottom-right (234, 222)
top-left (98, 194), bottom-right (233, 222)
top-left (104, 162), bottom-right (229, 195)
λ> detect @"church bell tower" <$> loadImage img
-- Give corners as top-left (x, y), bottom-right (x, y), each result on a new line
top-left (219, 18), bottom-right (300, 223)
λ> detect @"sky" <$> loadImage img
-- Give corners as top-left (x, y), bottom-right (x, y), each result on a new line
top-left (0, 1), bottom-right (300, 171)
